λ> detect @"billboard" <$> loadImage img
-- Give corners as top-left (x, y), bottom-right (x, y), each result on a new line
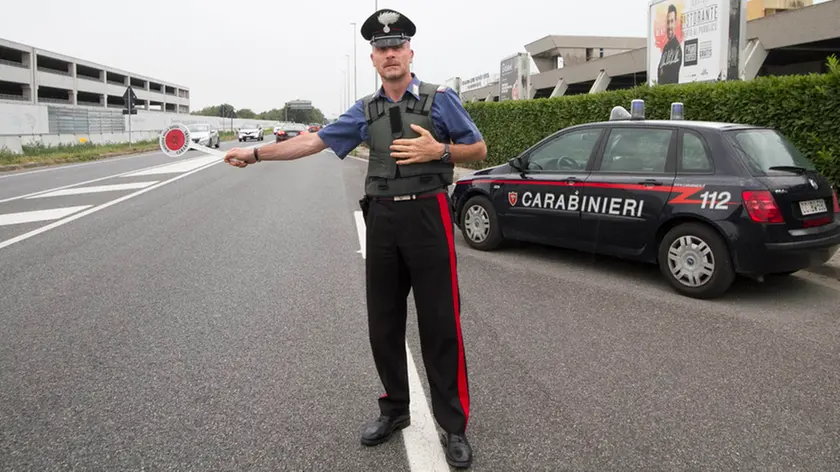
top-left (647, 0), bottom-right (747, 85)
top-left (461, 72), bottom-right (499, 92)
top-left (499, 53), bottom-right (531, 101)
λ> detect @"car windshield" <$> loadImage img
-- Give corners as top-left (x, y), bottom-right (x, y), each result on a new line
top-left (188, 124), bottom-right (210, 132)
top-left (726, 128), bottom-right (816, 174)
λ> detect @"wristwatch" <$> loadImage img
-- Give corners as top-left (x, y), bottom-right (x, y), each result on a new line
top-left (439, 143), bottom-right (451, 163)
top-left (253, 147), bottom-right (260, 162)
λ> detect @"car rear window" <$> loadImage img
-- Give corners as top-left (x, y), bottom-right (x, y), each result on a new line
top-left (726, 128), bottom-right (816, 174)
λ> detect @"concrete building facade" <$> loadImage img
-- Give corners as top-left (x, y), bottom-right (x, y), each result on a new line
top-left (0, 37), bottom-right (190, 114)
top-left (460, 0), bottom-right (840, 102)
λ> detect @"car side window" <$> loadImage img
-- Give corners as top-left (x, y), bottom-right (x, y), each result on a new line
top-left (597, 128), bottom-right (673, 173)
top-left (525, 129), bottom-right (602, 172)
top-left (680, 131), bottom-right (713, 172)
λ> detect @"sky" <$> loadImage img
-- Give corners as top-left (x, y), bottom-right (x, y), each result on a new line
top-left (1, 0), bottom-right (832, 119)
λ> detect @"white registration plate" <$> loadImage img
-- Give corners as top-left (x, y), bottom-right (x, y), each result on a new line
top-left (799, 199), bottom-right (827, 216)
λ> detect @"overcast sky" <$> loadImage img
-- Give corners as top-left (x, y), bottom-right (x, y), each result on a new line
top-left (1, 0), bottom-right (832, 119)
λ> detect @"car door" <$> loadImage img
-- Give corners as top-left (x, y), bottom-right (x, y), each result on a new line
top-left (580, 125), bottom-right (678, 257)
top-left (501, 126), bottom-right (606, 249)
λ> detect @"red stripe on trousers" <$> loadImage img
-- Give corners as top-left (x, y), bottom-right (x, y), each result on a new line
top-left (436, 192), bottom-right (470, 427)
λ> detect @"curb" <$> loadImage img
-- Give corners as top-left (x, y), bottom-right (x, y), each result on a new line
top-left (804, 264), bottom-right (840, 281)
top-left (0, 137), bottom-right (241, 174)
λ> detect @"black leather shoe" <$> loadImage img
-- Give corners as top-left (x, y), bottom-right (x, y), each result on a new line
top-left (441, 432), bottom-right (473, 468)
top-left (360, 414), bottom-right (410, 446)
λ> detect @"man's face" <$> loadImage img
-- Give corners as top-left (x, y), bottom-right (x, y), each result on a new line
top-left (370, 42), bottom-right (413, 82)
top-left (667, 11), bottom-right (677, 39)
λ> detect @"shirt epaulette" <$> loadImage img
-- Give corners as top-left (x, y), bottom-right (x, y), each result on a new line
top-left (436, 85), bottom-right (448, 93)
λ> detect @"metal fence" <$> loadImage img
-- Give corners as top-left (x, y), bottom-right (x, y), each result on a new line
top-left (47, 106), bottom-right (125, 134)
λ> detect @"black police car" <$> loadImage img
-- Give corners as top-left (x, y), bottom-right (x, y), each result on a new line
top-left (451, 100), bottom-right (840, 299)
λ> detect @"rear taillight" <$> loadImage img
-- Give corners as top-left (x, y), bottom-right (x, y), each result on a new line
top-left (832, 189), bottom-right (840, 214)
top-left (742, 190), bottom-right (784, 223)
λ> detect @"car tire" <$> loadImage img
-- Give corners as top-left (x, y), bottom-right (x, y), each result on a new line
top-left (459, 195), bottom-right (503, 251)
top-left (658, 222), bottom-right (735, 299)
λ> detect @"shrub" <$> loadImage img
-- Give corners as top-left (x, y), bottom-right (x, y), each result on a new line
top-left (462, 56), bottom-right (840, 187)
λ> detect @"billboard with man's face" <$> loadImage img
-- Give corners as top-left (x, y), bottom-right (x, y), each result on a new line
top-left (499, 53), bottom-right (531, 101)
top-left (647, 0), bottom-right (747, 85)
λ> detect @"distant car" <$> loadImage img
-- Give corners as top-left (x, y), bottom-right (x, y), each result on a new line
top-left (308, 124), bottom-right (322, 133)
top-left (238, 124), bottom-right (264, 142)
top-left (450, 100), bottom-right (840, 299)
top-left (275, 123), bottom-right (308, 143)
top-left (187, 124), bottom-right (220, 148)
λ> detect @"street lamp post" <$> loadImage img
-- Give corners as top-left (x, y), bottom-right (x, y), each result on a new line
top-left (345, 54), bottom-right (351, 108)
top-left (341, 70), bottom-right (346, 111)
top-left (350, 22), bottom-right (357, 102)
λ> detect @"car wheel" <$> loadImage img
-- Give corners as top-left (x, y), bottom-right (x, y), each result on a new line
top-left (459, 195), bottom-right (503, 251)
top-left (658, 222), bottom-right (735, 299)
top-left (215, 138), bottom-right (220, 148)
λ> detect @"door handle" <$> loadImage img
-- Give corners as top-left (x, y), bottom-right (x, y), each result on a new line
top-left (563, 177), bottom-right (579, 185)
top-left (638, 179), bottom-right (662, 186)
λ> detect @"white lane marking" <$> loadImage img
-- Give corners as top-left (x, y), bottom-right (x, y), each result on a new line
top-left (0, 206), bottom-right (93, 227)
top-left (0, 156), bottom-right (214, 204)
top-left (352, 209), bottom-right (449, 472)
top-left (354, 210), bottom-right (366, 259)
top-left (0, 159), bottom-right (222, 251)
top-left (121, 155), bottom-right (220, 176)
top-left (25, 181), bottom-right (159, 199)
top-left (403, 341), bottom-right (451, 471)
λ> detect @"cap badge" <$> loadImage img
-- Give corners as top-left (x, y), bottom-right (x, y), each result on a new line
top-left (377, 11), bottom-right (400, 33)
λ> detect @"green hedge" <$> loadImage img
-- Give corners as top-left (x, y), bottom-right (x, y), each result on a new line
top-left (462, 56), bottom-right (840, 188)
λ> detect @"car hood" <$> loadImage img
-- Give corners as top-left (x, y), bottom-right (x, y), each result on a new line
top-left (240, 128), bottom-right (260, 132)
top-left (191, 131), bottom-right (210, 138)
top-left (456, 163), bottom-right (510, 181)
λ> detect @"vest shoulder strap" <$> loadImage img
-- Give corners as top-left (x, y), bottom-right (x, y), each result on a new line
top-left (363, 81), bottom-right (444, 123)
top-left (362, 92), bottom-right (377, 123)
top-left (411, 81), bottom-right (441, 115)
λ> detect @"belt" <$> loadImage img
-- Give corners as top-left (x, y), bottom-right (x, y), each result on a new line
top-left (370, 188), bottom-right (446, 201)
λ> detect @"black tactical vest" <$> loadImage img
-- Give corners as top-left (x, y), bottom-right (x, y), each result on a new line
top-left (362, 81), bottom-right (454, 197)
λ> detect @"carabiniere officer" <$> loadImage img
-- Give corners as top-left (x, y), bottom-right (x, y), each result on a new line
top-left (222, 8), bottom-right (487, 469)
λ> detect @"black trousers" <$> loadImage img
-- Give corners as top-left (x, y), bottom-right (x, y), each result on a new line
top-left (364, 190), bottom-right (470, 434)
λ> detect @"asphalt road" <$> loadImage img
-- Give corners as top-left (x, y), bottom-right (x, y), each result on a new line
top-left (1, 145), bottom-right (839, 471)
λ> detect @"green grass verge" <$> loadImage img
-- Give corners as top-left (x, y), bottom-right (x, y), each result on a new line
top-left (0, 131), bottom-right (241, 170)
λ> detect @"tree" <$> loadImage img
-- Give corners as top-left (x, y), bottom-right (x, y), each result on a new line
top-left (191, 102), bottom-right (327, 124)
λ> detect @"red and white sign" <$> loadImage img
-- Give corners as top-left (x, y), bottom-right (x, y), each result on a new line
top-left (159, 123), bottom-right (192, 158)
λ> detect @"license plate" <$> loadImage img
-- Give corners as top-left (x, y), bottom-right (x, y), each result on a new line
top-left (799, 199), bottom-right (827, 216)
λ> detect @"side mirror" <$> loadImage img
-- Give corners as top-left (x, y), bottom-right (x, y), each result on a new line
top-left (509, 156), bottom-right (525, 172)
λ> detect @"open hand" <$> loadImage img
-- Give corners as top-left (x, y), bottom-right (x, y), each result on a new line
top-left (224, 147), bottom-right (256, 168)
top-left (390, 124), bottom-right (444, 165)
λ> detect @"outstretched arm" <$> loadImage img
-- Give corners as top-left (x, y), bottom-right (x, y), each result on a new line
top-left (255, 133), bottom-right (329, 161)
top-left (224, 99), bottom-right (367, 167)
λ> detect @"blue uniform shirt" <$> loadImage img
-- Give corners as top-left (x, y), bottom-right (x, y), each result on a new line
top-left (317, 73), bottom-right (483, 159)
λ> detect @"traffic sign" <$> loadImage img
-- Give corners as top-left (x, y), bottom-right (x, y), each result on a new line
top-left (287, 100), bottom-right (312, 110)
top-left (123, 86), bottom-right (138, 144)
top-left (123, 86), bottom-right (137, 111)
top-left (159, 123), bottom-right (191, 158)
